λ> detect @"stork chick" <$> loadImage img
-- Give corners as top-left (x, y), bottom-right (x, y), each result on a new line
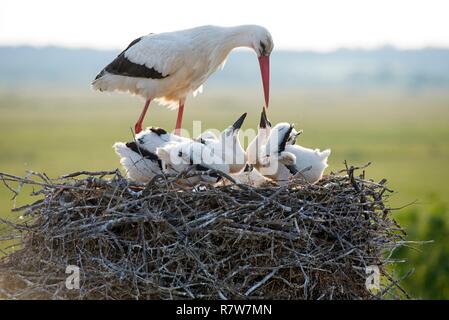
top-left (247, 108), bottom-right (300, 169)
top-left (113, 126), bottom-right (187, 183)
top-left (113, 141), bottom-right (163, 183)
top-left (156, 140), bottom-right (230, 185)
top-left (260, 123), bottom-right (331, 185)
top-left (217, 164), bottom-right (271, 187)
top-left (199, 113), bottom-right (248, 173)
top-left (247, 108), bottom-right (271, 170)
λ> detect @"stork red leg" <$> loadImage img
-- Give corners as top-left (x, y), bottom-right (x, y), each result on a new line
top-left (175, 100), bottom-right (185, 136)
top-left (134, 98), bottom-right (151, 134)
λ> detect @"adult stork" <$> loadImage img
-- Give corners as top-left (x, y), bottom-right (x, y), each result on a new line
top-left (92, 25), bottom-right (273, 135)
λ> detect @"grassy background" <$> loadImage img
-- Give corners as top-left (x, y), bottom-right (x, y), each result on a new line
top-left (1, 87), bottom-right (449, 298)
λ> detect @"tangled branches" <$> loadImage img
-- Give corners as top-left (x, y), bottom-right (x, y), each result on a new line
top-left (0, 163), bottom-right (408, 299)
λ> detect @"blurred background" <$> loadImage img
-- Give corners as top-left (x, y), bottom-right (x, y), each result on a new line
top-left (1, 0), bottom-right (448, 299)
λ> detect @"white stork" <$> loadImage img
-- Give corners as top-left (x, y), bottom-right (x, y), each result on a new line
top-left (198, 112), bottom-right (247, 173)
top-left (113, 140), bottom-right (163, 183)
top-left (156, 140), bottom-right (231, 185)
top-left (225, 164), bottom-right (271, 187)
top-left (114, 125), bottom-right (235, 184)
top-left (247, 107), bottom-right (300, 170)
top-left (247, 108), bottom-right (272, 169)
top-left (92, 25), bottom-right (274, 135)
top-left (113, 126), bottom-right (186, 182)
top-left (259, 123), bottom-right (331, 185)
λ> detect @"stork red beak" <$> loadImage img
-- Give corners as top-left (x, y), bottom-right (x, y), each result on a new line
top-left (258, 55), bottom-right (270, 108)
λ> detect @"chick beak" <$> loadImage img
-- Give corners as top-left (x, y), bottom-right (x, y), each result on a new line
top-left (259, 108), bottom-right (268, 129)
top-left (232, 112), bottom-right (247, 131)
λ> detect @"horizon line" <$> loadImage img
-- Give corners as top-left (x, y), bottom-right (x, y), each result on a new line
top-left (1, 43), bottom-right (449, 54)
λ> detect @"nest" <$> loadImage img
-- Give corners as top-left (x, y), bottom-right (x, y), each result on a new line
top-left (0, 163), bottom-right (408, 300)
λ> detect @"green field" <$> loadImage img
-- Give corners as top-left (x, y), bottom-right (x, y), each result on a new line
top-left (1, 87), bottom-right (449, 298)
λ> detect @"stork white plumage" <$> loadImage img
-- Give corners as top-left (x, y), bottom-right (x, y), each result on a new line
top-left (113, 126), bottom-right (228, 184)
top-left (92, 25), bottom-right (274, 135)
top-left (113, 126), bottom-right (186, 182)
top-left (247, 108), bottom-right (272, 169)
top-left (113, 141), bottom-right (162, 183)
top-left (247, 108), bottom-right (300, 170)
top-left (131, 126), bottom-right (188, 153)
top-left (229, 164), bottom-right (271, 187)
top-left (259, 122), bottom-right (331, 185)
top-left (156, 140), bottom-right (230, 185)
top-left (198, 113), bottom-right (248, 173)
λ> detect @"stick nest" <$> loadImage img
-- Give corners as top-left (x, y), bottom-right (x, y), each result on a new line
top-left (0, 163), bottom-right (408, 300)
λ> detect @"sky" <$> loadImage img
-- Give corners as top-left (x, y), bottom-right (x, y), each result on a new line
top-left (0, 0), bottom-right (448, 51)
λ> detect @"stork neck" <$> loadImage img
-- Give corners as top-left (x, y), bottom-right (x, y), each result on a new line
top-left (221, 25), bottom-right (256, 52)
top-left (258, 128), bottom-right (270, 143)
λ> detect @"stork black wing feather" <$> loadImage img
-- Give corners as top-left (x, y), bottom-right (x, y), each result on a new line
top-left (279, 126), bottom-right (294, 153)
top-left (125, 142), bottom-right (163, 170)
top-left (96, 36), bottom-right (168, 80)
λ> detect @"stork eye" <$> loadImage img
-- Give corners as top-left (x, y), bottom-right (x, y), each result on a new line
top-left (260, 41), bottom-right (267, 56)
top-left (178, 151), bottom-right (183, 157)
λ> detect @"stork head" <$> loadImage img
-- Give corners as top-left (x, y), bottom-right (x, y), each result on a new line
top-left (255, 107), bottom-right (272, 144)
top-left (220, 113), bottom-right (247, 171)
top-left (287, 128), bottom-right (303, 146)
top-left (251, 26), bottom-right (273, 108)
top-left (264, 122), bottom-right (294, 157)
top-left (259, 107), bottom-right (272, 130)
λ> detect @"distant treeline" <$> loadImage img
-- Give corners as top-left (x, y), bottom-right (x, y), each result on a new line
top-left (1, 45), bottom-right (449, 90)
